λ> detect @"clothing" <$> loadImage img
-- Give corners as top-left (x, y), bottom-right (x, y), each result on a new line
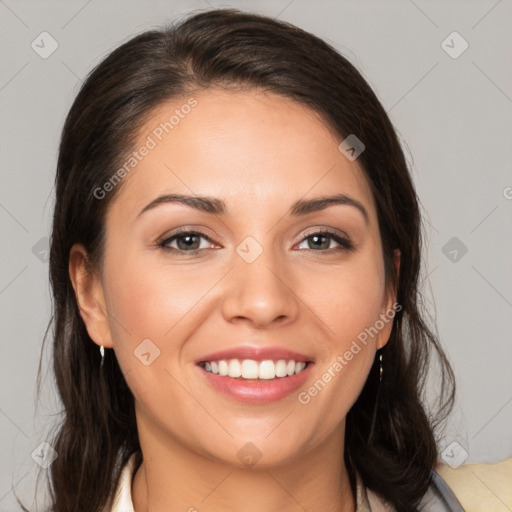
top-left (106, 452), bottom-right (464, 512)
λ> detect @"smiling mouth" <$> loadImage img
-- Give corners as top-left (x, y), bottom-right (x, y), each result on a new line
top-left (198, 358), bottom-right (312, 380)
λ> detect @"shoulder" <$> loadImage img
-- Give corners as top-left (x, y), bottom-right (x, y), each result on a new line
top-left (417, 470), bottom-right (465, 511)
top-left (358, 470), bottom-right (465, 512)
top-left (436, 458), bottom-right (512, 511)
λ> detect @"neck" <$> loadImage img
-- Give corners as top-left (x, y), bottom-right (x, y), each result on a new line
top-left (131, 413), bottom-right (356, 512)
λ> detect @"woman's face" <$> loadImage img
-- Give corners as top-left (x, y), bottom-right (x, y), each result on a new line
top-left (72, 88), bottom-right (399, 468)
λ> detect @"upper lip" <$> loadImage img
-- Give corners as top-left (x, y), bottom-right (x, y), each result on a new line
top-left (196, 346), bottom-right (315, 364)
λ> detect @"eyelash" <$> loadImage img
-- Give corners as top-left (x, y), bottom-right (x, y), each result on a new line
top-left (157, 229), bottom-right (354, 254)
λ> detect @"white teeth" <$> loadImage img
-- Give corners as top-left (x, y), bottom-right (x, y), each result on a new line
top-left (227, 359), bottom-right (242, 378)
top-left (201, 358), bottom-right (308, 379)
top-left (241, 359), bottom-right (259, 379)
top-left (275, 359), bottom-right (288, 378)
top-left (217, 360), bottom-right (227, 376)
top-left (258, 360), bottom-right (275, 380)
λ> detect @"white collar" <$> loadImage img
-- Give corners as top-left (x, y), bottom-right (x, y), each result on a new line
top-left (106, 452), bottom-right (137, 512)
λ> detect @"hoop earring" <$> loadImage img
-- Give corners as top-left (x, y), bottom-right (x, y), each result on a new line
top-left (100, 345), bottom-right (105, 369)
top-left (367, 351), bottom-right (383, 444)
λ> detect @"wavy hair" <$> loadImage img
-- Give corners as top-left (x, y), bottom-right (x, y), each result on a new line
top-left (22, 8), bottom-right (454, 512)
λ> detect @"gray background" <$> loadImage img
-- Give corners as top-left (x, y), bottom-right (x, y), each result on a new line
top-left (1, 0), bottom-right (511, 509)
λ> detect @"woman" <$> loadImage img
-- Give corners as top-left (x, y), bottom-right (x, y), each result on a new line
top-left (31, 8), bottom-right (463, 512)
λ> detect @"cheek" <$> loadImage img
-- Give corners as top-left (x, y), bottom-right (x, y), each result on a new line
top-left (104, 253), bottom-right (216, 343)
top-left (102, 261), bottom-right (197, 411)
top-left (297, 263), bottom-right (384, 437)
top-left (296, 248), bottom-right (385, 411)
top-left (303, 250), bottom-right (386, 346)
top-left (101, 250), bottom-right (226, 399)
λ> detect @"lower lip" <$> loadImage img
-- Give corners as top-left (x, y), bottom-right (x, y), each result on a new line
top-left (197, 363), bottom-right (314, 404)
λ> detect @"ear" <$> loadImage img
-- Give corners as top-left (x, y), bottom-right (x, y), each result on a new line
top-left (376, 248), bottom-right (401, 350)
top-left (68, 243), bottom-right (114, 349)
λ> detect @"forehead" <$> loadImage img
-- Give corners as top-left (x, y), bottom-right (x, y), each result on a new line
top-left (106, 88), bottom-right (376, 224)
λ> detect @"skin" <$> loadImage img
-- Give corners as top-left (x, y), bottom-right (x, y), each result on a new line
top-left (69, 88), bottom-right (400, 512)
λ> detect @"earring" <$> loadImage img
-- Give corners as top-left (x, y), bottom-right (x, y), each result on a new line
top-left (100, 345), bottom-right (105, 369)
top-left (367, 350), bottom-right (383, 445)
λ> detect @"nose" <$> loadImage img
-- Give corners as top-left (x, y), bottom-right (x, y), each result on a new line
top-left (221, 246), bottom-right (300, 328)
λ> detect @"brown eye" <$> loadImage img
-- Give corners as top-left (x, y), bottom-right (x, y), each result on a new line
top-left (158, 231), bottom-right (214, 253)
top-left (297, 231), bottom-right (354, 252)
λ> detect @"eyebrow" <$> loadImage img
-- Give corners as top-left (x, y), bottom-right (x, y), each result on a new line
top-left (136, 193), bottom-right (369, 225)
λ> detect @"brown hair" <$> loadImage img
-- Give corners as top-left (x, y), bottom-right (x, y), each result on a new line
top-left (23, 8), bottom-right (454, 512)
